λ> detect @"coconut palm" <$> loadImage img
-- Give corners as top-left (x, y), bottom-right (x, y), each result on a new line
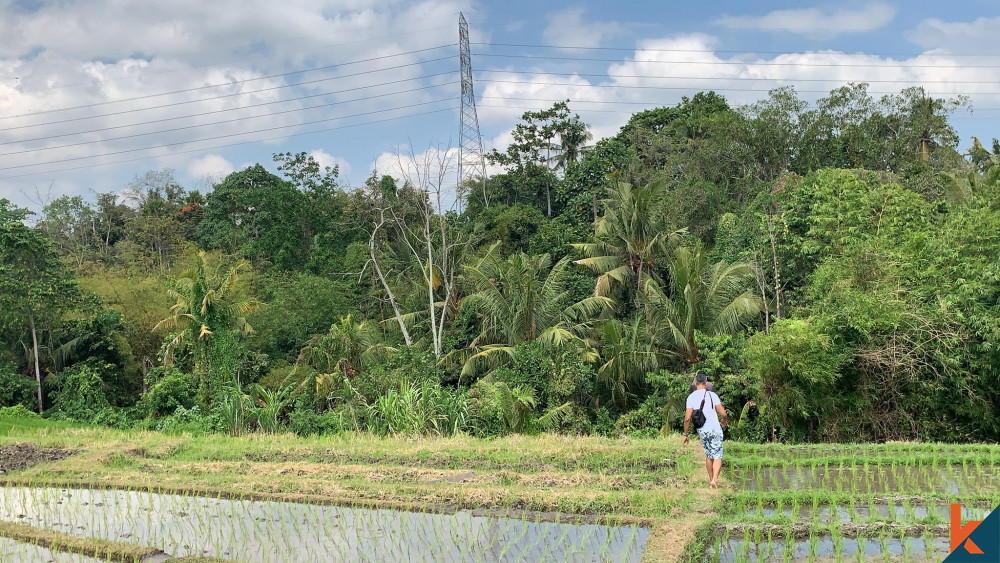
top-left (457, 245), bottom-right (611, 379)
top-left (549, 116), bottom-right (593, 171)
top-left (297, 314), bottom-right (395, 378)
top-left (647, 243), bottom-right (764, 365)
top-left (595, 315), bottom-right (669, 404)
top-left (574, 178), bottom-right (682, 301)
top-left (154, 251), bottom-right (259, 372)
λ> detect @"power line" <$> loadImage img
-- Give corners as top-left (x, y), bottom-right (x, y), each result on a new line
top-left (0, 82), bottom-right (457, 157)
top-left (2, 45), bottom-right (455, 120)
top-left (476, 69), bottom-right (1000, 85)
top-left (472, 52), bottom-right (1000, 69)
top-left (480, 95), bottom-right (1000, 112)
top-left (0, 106), bottom-right (458, 181)
top-left (476, 78), bottom-right (1000, 96)
top-left (474, 42), bottom-right (1000, 59)
top-left (0, 58), bottom-right (456, 132)
top-left (10, 25), bottom-right (454, 96)
top-left (479, 103), bottom-right (634, 115)
top-left (1, 73), bottom-right (457, 146)
top-left (0, 98), bottom-right (454, 172)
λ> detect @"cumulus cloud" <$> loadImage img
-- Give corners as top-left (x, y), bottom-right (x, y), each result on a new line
top-left (476, 31), bottom-right (993, 165)
top-left (187, 154), bottom-right (234, 181)
top-left (542, 7), bottom-right (625, 50)
top-left (0, 0), bottom-right (474, 209)
top-left (905, 16), bottom-right (1000, 53)
top-left (371, 144), bottom-right (461, 210)
top-left (715, 3), bottom-right (896, 38)
top-left (309, 149), bottom-right (351, 177)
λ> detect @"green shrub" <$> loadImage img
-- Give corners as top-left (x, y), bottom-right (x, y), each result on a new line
top-left (49, 362), bottom-right (112, 421)
top-left (469, 379), bottom-right (536, 438)
top-left (248, 273), bottom-right (358, 361)
top-left (156, 405), bottom-right (212, 434)
top-left (90, 407), bottom-right (132, 429)
top-left (591, 407), bottom-right (616, 436)
top-left (0, 405), bottom-right (39, 419)
top-left (0, 364), bottom-right (38, 411)
top-left (492, 342), bottom-right (594, 415)
top-left (739, 318), bottom-right (845, 441)
top-left (288, 402), bottom-right (356, 437)
top-left (357, 348), bottom-right (441, 401)
top-left (248, 384), bottom-right (291, 433)
top-left (614, 398), bottom-right (666, 437)
top-left (141, 368), bottom-right (198, 417)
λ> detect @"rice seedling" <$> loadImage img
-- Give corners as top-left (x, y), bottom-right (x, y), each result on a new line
top-left (855, 530), bottom-right (867, 563)
top-left (783, 533), bottom-right (795, 563)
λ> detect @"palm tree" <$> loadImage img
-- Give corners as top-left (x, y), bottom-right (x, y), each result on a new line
top-left (549, 116), bottom-right (593, 171)
top-left (595, 315), bottom-right (668, 405)
top-left (154, 251), bottom-right (259, 375)
top-left (457, 245), bottom-right (611, 379)
top-left (574, 178), bottom-right (681, 301)
top-left (646, 243), bottom-right (763, 365)
top-left (297, 314), bottom-right (395, 378)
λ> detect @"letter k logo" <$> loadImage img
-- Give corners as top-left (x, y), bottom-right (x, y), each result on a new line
top-left (952, 504), bottom-right (984, 555)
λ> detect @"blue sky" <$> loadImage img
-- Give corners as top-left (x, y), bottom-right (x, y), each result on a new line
top-left (0, 0), bottom-right (997, 211)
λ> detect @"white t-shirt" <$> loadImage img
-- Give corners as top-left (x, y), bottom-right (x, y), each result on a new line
top-left (687, 389), bottom-right (722, 433)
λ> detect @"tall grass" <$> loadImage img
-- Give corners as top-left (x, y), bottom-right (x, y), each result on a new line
top-left (370, 380), bottom-right (468, 436)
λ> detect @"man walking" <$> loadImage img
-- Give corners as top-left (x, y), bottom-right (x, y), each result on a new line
top-left (683, 371), bottom-right (728, 489)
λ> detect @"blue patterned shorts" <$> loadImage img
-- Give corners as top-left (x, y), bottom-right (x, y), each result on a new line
top-left (698, 428), bottom-right (724, 459)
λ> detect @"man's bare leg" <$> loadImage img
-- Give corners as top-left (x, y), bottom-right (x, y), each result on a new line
top-left (710, 458), bottom-right (723, 488)
top-left (705, 457), bottom-right (713, 482)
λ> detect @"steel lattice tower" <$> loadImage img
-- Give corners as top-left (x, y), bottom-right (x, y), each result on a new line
top-left (458, 12), bottom-right (489, 209)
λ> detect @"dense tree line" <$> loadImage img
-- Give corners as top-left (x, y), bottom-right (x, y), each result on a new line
top-left (2, 83), bottom-right (999, 442)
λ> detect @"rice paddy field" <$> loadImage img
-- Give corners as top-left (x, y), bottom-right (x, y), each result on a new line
top-left (697, 443), bottom-right (999, 562)
top-left (0, 415), bottom-right (994, 562)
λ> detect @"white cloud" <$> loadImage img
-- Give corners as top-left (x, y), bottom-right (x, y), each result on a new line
top-left (716, 3), bottom-right (896, 38)
top-left (905, 16), bottom-right (1000, 53)
top-left (542, 7), bottom-right (625, 50)
top-left (187, 154), bottom-right (234, 181)
top-left (476, 32), bottom-right (994, 167)
top-left (371, 144), bottom-right (461, 210)
top-left (309, 149), bottom-right (351, 177)
top-left (0, 0), bottom-right (475, 210)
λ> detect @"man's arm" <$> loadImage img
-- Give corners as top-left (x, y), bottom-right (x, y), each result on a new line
top-left (715, 403), bottom-right (728, 428)
top-left (683, 408), bottom-right (693, 444)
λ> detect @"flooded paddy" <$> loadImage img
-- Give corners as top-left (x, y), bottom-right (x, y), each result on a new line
top-left (0, 487), bottom-right (649, 562)
top-left (706, 534), bottom-right (950, 563)
top-left (730, 464), bottom-right (999, 494)
top-left (732, 500), bottom-right (994, 523)
top-left (0, 536), bottom-right (105, 562)
top-left (710, 449), bottom-right (1000, 560)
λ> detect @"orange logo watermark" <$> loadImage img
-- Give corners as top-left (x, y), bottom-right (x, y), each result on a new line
top-left (952, 503), bottom-right (984, 555)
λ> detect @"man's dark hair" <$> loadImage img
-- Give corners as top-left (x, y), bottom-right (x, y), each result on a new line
top-left (695, 370), bottom-right (708, 384)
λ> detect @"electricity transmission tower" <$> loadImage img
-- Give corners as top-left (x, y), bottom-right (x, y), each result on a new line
top-left (458, 12), bottom-right (489, 209)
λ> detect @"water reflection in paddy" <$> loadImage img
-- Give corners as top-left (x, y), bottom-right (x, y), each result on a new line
top-left (0, 487), bottom-right (649, 562)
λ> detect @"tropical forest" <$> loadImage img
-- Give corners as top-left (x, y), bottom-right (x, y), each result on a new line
top-left (2, 84), bottom-right (999, 448)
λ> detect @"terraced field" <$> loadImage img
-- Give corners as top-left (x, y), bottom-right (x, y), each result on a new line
top-left (691, 443), bottom-right (1000, 562)
top-left (0, 416), bottom-right (995, 561)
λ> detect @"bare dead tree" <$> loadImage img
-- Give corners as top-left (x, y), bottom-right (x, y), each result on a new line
top-left (363, 203), bottom-right (412, 347)
top-left (388, 142), bottom-right (471, 359)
